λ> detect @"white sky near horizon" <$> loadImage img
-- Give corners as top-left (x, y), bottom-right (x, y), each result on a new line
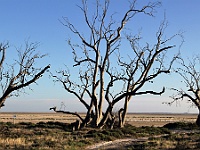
top-left (0, 0), bottom-right (200, 114)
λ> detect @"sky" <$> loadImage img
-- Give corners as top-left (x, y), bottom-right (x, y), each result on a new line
top-left (0, 0), bottom-right (200, 113)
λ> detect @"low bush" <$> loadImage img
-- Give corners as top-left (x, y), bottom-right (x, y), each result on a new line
top-left (163, 122), bottom-right (199, 130)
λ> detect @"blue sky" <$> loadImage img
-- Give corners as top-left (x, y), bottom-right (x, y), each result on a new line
top-left (0, 0), bottom-right (200, 113)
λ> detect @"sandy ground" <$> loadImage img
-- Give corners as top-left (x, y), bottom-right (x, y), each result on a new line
top-left (0, 112), bottom-right (197, 127)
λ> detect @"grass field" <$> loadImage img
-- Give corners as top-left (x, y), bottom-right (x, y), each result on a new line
top-left (0, 112), bottom-right (199, 150)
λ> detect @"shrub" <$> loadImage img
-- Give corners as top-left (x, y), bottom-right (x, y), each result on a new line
top-left (163, 122), bottom-right (198, 130)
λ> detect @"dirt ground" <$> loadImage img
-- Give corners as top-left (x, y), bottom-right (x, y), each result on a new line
top-left (0, 112), bottom-right (197, 127)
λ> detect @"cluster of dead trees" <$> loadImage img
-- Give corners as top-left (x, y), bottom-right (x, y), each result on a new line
top-left (51, 0), bottom-right (200, 129)
top-left (1, 0), bottom-right (200, 129)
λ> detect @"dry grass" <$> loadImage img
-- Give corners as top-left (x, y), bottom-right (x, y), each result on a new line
top-left (0, 121), bottom-right (86, 150)
top-left (0, 137), bottom-right (27, 146)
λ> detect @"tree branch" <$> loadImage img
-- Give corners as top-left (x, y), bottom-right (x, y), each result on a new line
top-left (50, 107), bottom-right (84, 122)
top-left (0, 43), bottom-right (8, 68)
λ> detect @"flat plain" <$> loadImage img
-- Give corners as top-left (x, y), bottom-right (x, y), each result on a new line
top-left (0, 112), bottom-right (197, 126)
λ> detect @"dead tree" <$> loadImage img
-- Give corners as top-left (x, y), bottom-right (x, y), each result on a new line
top-left (0, 41), bottom-right (50, 108)
top-left (52, 0), bottom-right (181, 129)
top-left (171, 56), bottom-right (200, 126)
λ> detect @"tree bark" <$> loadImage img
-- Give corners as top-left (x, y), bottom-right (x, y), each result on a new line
top-left (196, 108), bottom-right (200, 127)
top-left (98, 104), bottom-right (113, 129)
top-left (118, 108), bottom-right (124, 128)
top-left (120, 96), bottom-right (131, 127)
top-left (196, 114), bottom-right (200, 127)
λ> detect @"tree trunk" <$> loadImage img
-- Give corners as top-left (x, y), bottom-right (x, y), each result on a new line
top-left (196, 114), bottom-right (200, 127)
top-left (196, 108), bottom-right (200, 127)
top-left (98, 104), bottom-right (113, 129)
top-left (121, 100), bottom-right (129, 127)
top-left (94, 97), bottom-right (100, 127)
top-left (119, 96), bottom-right (131, 128)
top-left (81, 101), bottom-right (94, 128)
top-left (118, 108), bottom-right (124, 128)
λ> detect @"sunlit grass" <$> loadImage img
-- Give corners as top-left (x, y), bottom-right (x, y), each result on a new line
top-left (0, 137), bottom-right (27, 146)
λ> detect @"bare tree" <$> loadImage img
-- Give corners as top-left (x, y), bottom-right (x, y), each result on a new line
top-left (52, 0), bottom-right (181, 129)
top-left (171, 56), bottom-right (200, 126)
top-left (0, 41), bottom-right (50, 108)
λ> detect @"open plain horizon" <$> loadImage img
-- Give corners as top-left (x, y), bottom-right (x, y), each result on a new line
top-left (0, 112), bottom-right (197, 127)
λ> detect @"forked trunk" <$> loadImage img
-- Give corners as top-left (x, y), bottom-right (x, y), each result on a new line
top-left (81, 101), bottom-right (95, 128)
top-left (98, 105), bottom-right (113, 129)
